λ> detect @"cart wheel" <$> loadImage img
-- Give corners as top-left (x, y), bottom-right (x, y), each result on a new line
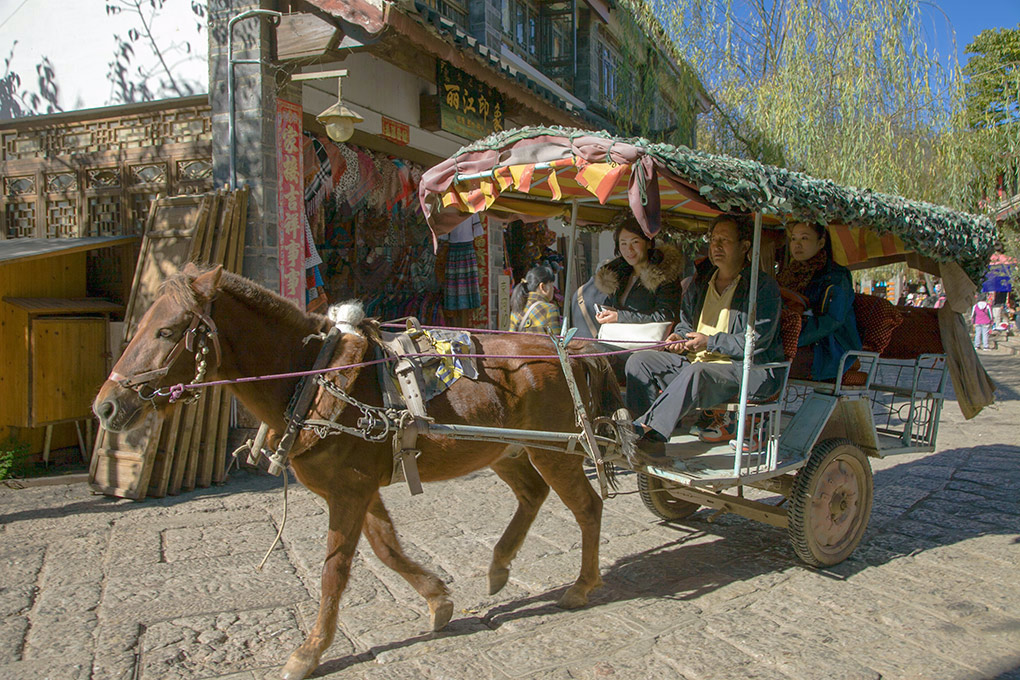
top-left (788, 438), bottom-right (873, 567)
top-left (637, 472), bottom-right (699, 521)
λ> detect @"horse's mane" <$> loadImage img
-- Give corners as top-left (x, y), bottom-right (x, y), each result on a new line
top-left (161, 266), bottom-right (326, 334)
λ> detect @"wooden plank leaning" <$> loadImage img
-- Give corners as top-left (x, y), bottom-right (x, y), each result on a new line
top-left (89, 194), bottom-right (210, 499)
top-left (196, 190), bottom-right (239, 488)
top-left (167, 191), bottom-right (219, 495)
top-left (213, 186), bottom-right (249, 483)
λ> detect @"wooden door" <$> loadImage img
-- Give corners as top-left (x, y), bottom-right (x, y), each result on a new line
top-left (29, 317), bottom-right (107, 426)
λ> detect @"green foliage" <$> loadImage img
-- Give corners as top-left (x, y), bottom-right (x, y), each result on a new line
top-left (963, 25), bottom-right (1020, 130)
top-left (957, 26), bottom-right (1020, 229)
top-left (627, 0), bottom-right (976, 213)
top-left (0, 435), bottom-right (30, 481)
top-left (606, 9), bottom-right (701, 146)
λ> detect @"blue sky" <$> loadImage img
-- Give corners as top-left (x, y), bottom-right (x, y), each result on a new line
top-left (923, 0), bottom-right (1019, 70)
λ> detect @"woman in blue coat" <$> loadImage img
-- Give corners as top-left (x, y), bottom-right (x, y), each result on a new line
top-left (778, 222), bottom-right (862, 381)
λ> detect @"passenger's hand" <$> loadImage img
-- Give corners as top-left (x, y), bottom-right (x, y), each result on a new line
top-left (664, 333), bottom-right (686, 353)
top-left (684, 332), bottom-right (708, 353)
top-left (595, 309), bottom-right (618, 324)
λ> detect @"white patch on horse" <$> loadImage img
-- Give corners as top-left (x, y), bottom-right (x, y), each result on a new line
top-left (327, 301), bottom-right (365, 336)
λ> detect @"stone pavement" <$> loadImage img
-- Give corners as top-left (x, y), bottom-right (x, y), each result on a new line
top-left (2, 350), bottom-right (1019, 680)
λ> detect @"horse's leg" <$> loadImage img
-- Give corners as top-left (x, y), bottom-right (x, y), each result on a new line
top-left (487, 452), bottom-right (550, 595)
top-left (281, 487), bottom-right (373, 680)
top-left (362, 492), bottom-right (454, 631)
top-left (526, 448), bottom-right (603, 609)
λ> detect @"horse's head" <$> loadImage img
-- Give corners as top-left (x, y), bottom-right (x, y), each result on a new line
top-left (94, 263), bottom-right (224, 432)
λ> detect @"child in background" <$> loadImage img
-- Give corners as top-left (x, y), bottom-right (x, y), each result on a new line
top-left (509, 265), bottom-right (561, 334)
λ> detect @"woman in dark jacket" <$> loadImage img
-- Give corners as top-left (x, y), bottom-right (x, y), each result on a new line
top-left (591, 218), bottom-right (684, 328)
top-left (778, 222), bottom-right (862, 381)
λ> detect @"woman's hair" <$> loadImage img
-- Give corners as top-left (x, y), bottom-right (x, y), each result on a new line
top-left (510, 265), bottom-right (557, 316)
top-left (613, 217), bottom-right (663, 265)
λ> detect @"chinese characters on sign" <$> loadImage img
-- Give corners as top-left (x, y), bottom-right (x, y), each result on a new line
top-left (275, 99), bottom-right (305, 310)
top-left (435, 62), bottom-right (505, 138)
top-left (380, 116), bottom-right (410, 145)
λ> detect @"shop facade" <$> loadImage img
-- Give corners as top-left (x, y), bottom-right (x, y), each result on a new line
top-left (210, 0), bottom-right (701, 329)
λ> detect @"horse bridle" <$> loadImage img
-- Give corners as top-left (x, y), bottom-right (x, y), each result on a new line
top-left (109, 300), bottom-right (222, 406)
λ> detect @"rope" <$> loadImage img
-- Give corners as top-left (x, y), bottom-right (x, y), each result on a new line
top-left (159, 331), bottom-right (676, 401)
top-left (256, 468), bottom-right (288, 572)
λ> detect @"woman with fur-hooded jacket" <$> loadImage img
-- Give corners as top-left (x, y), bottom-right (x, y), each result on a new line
top-left (591, 218), bottom-right (685, 327)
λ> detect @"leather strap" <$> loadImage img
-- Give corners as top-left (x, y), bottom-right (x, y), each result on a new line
top-left (515, 300), bottom-right (544, 331)
top-left (576, 288), bottom-right (599, 337)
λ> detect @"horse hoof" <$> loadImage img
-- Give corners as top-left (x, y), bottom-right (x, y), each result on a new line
top-left (429, 597), bottom-right (454, 631)
top-left (557, 585), bottom-right (590, 610)
top-left (281, 651), bottom-right (318, 680)
top-left (487, 567), bottom-right (510, 595)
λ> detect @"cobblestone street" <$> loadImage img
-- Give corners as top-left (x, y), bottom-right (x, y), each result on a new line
top-left (2, 349), bottom-right (1019, 680)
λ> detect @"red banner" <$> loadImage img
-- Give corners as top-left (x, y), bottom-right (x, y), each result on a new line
top-left (276, 98), bottom-right (305, 309)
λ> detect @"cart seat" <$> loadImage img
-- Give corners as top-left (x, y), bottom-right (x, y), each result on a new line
top-left (789, 293), bottom-right (904, 390)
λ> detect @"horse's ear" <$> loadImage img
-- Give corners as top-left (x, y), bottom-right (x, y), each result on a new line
top-left (183, 262), bottom-right (202, 277)
top-left (191, 265), bottom-right (224, 301)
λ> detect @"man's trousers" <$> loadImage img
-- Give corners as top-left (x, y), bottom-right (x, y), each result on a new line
top-left (624, 350), bottom-right (779, 439)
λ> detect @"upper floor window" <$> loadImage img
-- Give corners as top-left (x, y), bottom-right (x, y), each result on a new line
top-left (502, 0), bottom-right (539, 62)
top-left (596, 34), bottom-right (620, 105)
top-left (421, 0), bottom-right (469, 30)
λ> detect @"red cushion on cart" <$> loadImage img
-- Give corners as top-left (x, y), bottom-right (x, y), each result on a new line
top-left (853, 294), bottom-right (903, 353)
top-left (883, 306), bottom-right (943, 358)
top-left (779, 307), bottom-right (802, 362)
top-left (841, 370), bottom-right (869, 386)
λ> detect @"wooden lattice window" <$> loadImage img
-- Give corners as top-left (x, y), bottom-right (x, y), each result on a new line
top-left (0, 98), bottom-right (212, 240)
top-left (87, 168), bottom-right (121, 189)
top-left (4, 175), bottom-right (35, 195)
top-left (130, 191), bottom-right (160, 234)
top-left (5, 200), bottom-right (36, 238)
top-left (88, 195), bottom-right (121, 237)
top-left (46, 172), bottom-right (77, 192)
top-left (45, 198), bottom-right (78, 238)
top-left (176, 159), bottom-right (213, 194)
top-left (131, 163), bottom-right (166, 185)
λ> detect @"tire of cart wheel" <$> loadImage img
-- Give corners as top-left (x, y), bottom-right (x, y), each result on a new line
top-left (637, 472), bottom-right (699, 521)
top-left (788, 438), bottom-right (873, 567)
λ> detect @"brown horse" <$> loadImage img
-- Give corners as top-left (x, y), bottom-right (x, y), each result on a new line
top-left (93, 264), bottom-right (623, 680)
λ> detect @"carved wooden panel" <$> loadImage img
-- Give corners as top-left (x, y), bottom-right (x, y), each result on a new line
top-left (1, 105), bottom-right (212, 162)
top-left (0, 99), bottom-right (213, 240)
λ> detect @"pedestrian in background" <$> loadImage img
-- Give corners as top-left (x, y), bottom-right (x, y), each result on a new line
top-left (972, 297), bottom-right (993, 351)
top-left (509, 265), bottom-right (561, 334)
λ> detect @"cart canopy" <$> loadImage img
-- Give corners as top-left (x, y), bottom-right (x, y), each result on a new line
top-left (419, 127), bottom-right (998, 283)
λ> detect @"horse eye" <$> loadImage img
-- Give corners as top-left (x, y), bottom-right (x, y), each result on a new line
top-left (157, 328), bottom-right (175, 339)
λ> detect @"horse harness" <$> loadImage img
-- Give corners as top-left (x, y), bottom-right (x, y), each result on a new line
top-left (249, 319), bottom-right (440, 496)
top-left (110, 299), bottom-right (221, 405)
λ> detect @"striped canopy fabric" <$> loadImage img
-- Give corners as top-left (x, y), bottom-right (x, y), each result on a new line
top-left (419, 126), bottom-right (998, 282)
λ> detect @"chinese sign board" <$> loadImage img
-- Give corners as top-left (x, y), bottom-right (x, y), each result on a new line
top-left (275, 98), bottom-right (306, 309)
top-left (380, 116), bottom-right (410, 145)
top-left (427, 62), bottom-right (505, 139)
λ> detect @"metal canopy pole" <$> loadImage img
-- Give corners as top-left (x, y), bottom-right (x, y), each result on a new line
top-left (227, 9), bottom-right (282, 191)
top-left (733, 212), bottom-right (763, 476)
top-left (560, 200), bottom-right (580, 335)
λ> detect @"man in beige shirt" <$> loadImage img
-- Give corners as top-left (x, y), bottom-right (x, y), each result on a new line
top-left (624, 214), bottom-right (785, 460)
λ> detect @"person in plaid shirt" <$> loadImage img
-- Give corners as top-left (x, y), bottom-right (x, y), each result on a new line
top-left (509, 265), bottom-right (562, 334)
